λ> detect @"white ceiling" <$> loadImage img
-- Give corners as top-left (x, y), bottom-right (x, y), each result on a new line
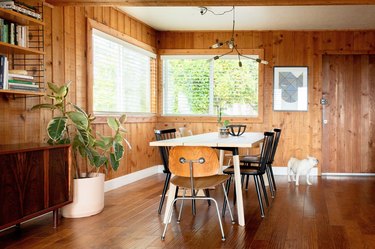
top-left (120, 5), bottom-right (375, 31)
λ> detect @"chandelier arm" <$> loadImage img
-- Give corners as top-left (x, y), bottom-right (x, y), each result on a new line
top-left (213, 48), bottom-right (235, 60)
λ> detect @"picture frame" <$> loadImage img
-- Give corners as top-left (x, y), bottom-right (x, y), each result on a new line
top-left (273, 66), bottom-right (308, 111)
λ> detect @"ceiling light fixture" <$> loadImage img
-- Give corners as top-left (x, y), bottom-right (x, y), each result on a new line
top-left (200, 6), bottom-right (269, 66)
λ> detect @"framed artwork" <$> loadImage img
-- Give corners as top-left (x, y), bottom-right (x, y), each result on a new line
top-left (273, 66), bottom-right (308, 111)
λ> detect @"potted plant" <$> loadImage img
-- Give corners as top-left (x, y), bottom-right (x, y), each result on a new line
top-left (32, 82), bottom-right (131, 218)
top-left (217, 104), bottom-right (230, 138)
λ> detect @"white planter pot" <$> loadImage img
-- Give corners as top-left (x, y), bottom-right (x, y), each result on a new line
top-left (62, 173), bottom-right (105, 218)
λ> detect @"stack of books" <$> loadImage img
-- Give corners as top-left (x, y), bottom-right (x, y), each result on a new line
top-left (0, 1), bottom-right (41, 20)
top-left (8, 70), bottom-right (39, 91)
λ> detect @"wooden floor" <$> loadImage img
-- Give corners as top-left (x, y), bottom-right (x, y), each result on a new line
top-left (1, 174), bottom-right (375, 249)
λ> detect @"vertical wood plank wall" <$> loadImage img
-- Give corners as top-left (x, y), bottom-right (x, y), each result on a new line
top-left (0, 5), bottom-right (374, 179)
top-left (0, 6), bottom-right (160, 180)
top-left (157, 30), bottom-right (375, 171)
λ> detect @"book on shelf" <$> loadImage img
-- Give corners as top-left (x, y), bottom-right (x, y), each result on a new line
top-left (8, 78), bottom-right (34, 85)
top-left (8, 73), bottom-right (33, 80)
top-left (0, 1), bottom-right (42, 20)
top-left (0, 55), bottom-right (9, 89)
top-left (0, 18), bottom-right (28, 47)
top-left (9, 82), bottom-right (38, 88)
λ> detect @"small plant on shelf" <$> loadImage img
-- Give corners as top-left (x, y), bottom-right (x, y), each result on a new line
top-left (32, 82), bottom-right (131, 179)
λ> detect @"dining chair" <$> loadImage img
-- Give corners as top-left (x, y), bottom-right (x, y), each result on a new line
top-left (154, 128), bottom-right (177, 214)
top-left (161, 146), bottom-right (235, 241)
top-left (241, 128), bottom-right (282, 197)
top-left (223, 131), bottom-right (274, 218)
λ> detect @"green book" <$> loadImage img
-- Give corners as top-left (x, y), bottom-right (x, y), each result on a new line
top-left (8, 79), bottom-right (34, 85)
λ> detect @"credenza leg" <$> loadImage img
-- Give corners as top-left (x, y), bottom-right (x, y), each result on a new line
top-left (53, 209), bottom-right (58, 228)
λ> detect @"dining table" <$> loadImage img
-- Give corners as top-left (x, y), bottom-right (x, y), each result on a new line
top-left (149, 131), bottom-right (264, 226)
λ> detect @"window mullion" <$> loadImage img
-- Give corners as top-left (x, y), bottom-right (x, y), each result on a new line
top-left (209, 60), bottom-right (215, 115)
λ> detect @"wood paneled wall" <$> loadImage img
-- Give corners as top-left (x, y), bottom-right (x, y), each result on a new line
top-left (1, 4), bottom-right (375, 179)
top-left (0, 6), bottom-right (160, 180)
top-left (157, 30), bottom-right (375, 171)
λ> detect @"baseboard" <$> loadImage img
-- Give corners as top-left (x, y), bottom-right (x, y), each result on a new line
top-left (322, 172), bottom-right (375, 176)
top-left (104, 165), bottom-right (164, 192)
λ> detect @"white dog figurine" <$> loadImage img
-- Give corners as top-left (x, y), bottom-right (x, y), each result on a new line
top-left (287, 156), bottom-right (319, 186)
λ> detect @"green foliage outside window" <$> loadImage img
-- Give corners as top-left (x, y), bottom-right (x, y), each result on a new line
top-left (164, 56), bottom-right (259, 116)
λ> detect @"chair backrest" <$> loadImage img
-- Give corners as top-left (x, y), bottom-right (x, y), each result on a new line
top-left (154, 128), bottom-right (177, 173)
top-left (258, 132), bottom-right (275, 173)
top-left (169, 146), bottom-right (219, 178)
top-left (268, 128), bottom-right (282, 164)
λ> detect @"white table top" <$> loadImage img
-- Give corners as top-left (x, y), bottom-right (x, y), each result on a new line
top-left (149, 132), bottom-right (264, 148)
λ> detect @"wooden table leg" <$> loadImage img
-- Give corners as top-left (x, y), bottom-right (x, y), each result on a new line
top-left (233, 153), bottom-right (245, 226)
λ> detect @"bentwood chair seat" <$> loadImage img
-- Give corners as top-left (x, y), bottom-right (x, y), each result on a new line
top-left (161, 146), bottom-right (234, 241)
top-left (171, 175), bottom-right (230, 189)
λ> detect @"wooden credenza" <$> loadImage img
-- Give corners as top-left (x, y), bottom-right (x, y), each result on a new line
top-left (0, 143), bottom-right (72, 230)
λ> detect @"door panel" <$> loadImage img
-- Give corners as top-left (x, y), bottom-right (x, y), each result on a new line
top-left (322, 54), bottom-right (375, 173)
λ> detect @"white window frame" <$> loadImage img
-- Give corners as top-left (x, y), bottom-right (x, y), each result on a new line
top-left (87, 18), bottom-right (157, 117)
top-left (158, 49), bottom-right (265, 123)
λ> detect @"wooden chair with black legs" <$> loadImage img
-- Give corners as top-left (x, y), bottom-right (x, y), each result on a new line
top-left (222, 131), bottom-right (274, 218)
top-left (241, 128), bottom-right (282, 198)
top-left (161, 146), bottom-right (235, 241)
top-left (154, 129), bottom-right (177, 214)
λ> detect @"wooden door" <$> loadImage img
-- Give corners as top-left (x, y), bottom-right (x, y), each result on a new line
top-left (322, 54), bottom-right (375, 173)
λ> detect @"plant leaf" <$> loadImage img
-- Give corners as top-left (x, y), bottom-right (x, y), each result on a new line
top-left (93, 155), bottom-right (107, 168)
top-left (119, 114), bottom-right (127, 124)
top-left (113, 142), bottom-right (124, 161)
top-left (67, 111), bottom-right (89, 129)
top-left (76, 128), bottom-right (90, 146)
top-left (47, 82), bottom-right (60, 94)
top-left (107, 117), bottom-right (119, 131)
top-left (110, 153), bottom-right (120, 171)
top-left (31, 103), bottom-right (57, 111)
top-left (47, 117), bottom-right (67, 142)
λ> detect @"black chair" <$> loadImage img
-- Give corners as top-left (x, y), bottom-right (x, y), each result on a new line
top-left (155, 128), bottom-right (177, 214)
top-left (241, 128), bottom-right (282, 197)
top-left (223, 131), bottom-right (274, 218)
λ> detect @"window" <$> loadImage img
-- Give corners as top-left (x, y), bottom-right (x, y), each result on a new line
top-left (162, 55), bottom-right (260, 117)
top-left (92, 29), bottom-right (156, 114)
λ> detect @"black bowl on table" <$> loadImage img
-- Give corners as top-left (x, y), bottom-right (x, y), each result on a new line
top-left (227, 125), bottom-right (246, 136)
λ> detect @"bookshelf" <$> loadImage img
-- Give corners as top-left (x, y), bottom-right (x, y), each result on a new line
top-left (0, 2), bottom-right (45, 96)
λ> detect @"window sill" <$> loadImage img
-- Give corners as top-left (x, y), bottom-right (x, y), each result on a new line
top-left (93, 114), bottom-right (158, 124)
top-left (157, 115), bottom-right (263, 124)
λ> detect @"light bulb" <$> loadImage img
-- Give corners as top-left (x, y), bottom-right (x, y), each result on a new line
top-left (210, 42), bottom-right (224, 49)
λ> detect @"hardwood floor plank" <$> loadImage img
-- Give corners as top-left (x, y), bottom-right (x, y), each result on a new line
top-left (1, 175), bottom-right (375, 249)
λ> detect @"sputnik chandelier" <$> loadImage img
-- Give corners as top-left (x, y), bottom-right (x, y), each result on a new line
top-left (200, 6), bottom-right (268, 66)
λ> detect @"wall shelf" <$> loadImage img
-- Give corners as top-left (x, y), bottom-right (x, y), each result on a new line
top-left (0, 41), bottom-right (45, 55)
top-left (0, 8), bottom-right (44, 26)
top-left (0, 89), bottom-right (45, 98)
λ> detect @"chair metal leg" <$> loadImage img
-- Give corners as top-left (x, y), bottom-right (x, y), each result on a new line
top-left (222, 178), bottom-right (231, 217)
top-left (211, 198), bottom-right (226, 241)
top-left (162, 196), bottom-right (228, 241)
top-left (177, 189), bottom-right (186, 223)
top-left (259, 175), bottom-right (269, 207)
top-left (158, 173), bottom-right (171, 214)
top-left (221, 183), bottom-right (235, 224)
top-left (253, 175), bottom-right (265, 218)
